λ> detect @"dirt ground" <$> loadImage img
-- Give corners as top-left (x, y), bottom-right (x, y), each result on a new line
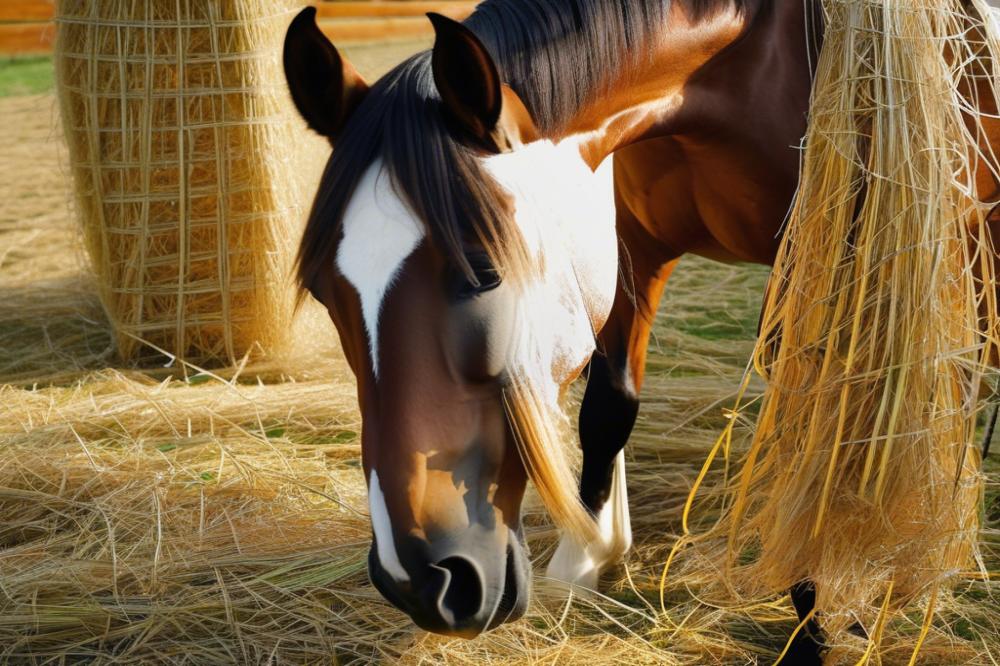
top-left (0, 38), bottom-right (997, 665)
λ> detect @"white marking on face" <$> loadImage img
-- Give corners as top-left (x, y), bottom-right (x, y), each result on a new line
top-left (545, 451), bottom-right (632, 588)
top-left (336, 160), bottom-right (425, 379)
top-left (483, 137), bottom-right (618, 405)
top-left (368, 469), bottom-right (410, 583)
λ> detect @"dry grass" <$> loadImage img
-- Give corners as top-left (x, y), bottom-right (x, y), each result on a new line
top-left (0, 30), bottom-right (998, 666)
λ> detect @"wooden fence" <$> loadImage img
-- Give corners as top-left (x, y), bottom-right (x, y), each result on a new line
top-left (0, 1), bottom-right (478, 55)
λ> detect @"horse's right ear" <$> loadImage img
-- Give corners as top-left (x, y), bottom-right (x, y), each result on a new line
top-left (283, 7), bottom-right (368, 143)
top-left (428, 12), bottom-right (538, 152)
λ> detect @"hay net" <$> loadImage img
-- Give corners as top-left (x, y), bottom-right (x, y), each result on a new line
top-left (682, 0), bottom-right (1000, 643)
top-left (55, 1), bottom-right (324, 367)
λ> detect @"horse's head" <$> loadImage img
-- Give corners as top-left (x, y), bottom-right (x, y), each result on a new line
top-left (283, 8), bottom-right (617, 637)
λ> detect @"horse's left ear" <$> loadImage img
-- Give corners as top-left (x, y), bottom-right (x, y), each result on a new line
top-left (283, 7), bottom-right (369, 144)
top-left (428, 12), bottom-right (538, 152)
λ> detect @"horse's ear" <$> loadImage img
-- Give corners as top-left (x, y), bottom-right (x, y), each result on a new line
top-left (283, 7), bottom-right (369, 143)
top-left (428, 12), bottom-right (538, 152)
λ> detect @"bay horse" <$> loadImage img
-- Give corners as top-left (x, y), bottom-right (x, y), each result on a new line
top-left (282, 0), bottom-right (1000, 645)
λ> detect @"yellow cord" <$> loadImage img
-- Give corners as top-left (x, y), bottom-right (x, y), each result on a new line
top-left (906, 585), bottom-right (939, 666)
top-left (854, 581), bottom-right (894, 666)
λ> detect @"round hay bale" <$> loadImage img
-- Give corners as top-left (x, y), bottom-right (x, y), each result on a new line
top-left (54, 0), bottom-right (320, 366)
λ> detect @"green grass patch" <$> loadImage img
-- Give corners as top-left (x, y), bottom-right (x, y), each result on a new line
top-left (671, 308), bottom-right (762, 341)
top-left (184, 373), bottom-right (212, 385)
top-left (660, 257), bottom-right (770, 342)
top-left (0, 56), bottom-right (53, 97)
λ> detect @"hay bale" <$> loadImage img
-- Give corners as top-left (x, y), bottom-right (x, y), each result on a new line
top-left (54, 0), bottom-right (318, 365)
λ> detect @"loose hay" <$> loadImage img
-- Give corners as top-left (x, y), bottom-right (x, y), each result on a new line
top-left (678, 0), bottom-right (1000, 657)
top-left (4, 13), bottom-right (1000, 666)
top-left (54, 0), bottom-right (323, 366)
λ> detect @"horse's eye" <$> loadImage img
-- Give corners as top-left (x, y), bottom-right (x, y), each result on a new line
top-left (458, 253), bottom-right (502, 297)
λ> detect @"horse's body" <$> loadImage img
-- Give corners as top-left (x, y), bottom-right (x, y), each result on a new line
top-left (573, 0), bottom-right (814, 518)
top-left (282, 0), bottom-right (1000, 646)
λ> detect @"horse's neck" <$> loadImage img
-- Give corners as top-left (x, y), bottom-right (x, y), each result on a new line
top-left (544, 1), bottom-right (750, 166)
top-left (554, 1), bottom-right (815, 169)
top-left (611, 0), bottom-right (818, 265)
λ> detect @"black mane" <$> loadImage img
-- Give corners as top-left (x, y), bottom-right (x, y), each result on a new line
top-left (296, 0), bottom-right (735, 296)
top-left (467, 0), bottom-right (669, 134)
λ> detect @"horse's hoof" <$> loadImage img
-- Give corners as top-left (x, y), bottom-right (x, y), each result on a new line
top-left (545, 537), bottom-right (601, 589)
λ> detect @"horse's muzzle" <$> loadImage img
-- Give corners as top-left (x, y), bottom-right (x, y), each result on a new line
top-left (366, 527), bottom-right (530, 637)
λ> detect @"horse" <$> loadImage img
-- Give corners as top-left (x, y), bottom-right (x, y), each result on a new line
top-left (281, 0), bottom-right (1000, 646)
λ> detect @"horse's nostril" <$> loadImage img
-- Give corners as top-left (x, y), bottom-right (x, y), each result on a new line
top-left (435, 556), bottom-right (484, 624)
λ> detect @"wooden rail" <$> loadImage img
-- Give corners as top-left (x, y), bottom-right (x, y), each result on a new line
top-left (316, 2), bottom-right (476, 19)
top-left (0, 22), bottom-right (53, 55)
top-left (0, 0), bottom-right (53, 23)
top-left (0, 0), bottom-right (54, 53)
top-left (0, 2), bottom-right (478, 55)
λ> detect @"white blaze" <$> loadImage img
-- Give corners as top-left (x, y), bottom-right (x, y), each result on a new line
top-left (336, 161), bottom-right (424, 379)
top-left (368, 470), bottom-right (410, 582)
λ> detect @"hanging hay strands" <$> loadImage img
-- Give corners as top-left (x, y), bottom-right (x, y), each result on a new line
top-left (682, 0), bottom-right (1000, 647)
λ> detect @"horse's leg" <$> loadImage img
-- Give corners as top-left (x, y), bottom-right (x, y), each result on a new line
top-left (547, 217), bottom-right (678, 587)
top-left (779, 581), bottom-right (826, 665)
